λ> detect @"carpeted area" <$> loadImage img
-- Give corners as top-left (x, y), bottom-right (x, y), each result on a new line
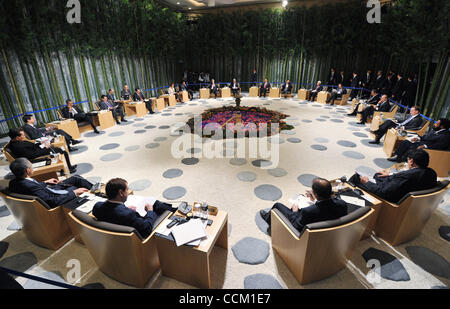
top-left (0, 95), bottom-right (448, 289)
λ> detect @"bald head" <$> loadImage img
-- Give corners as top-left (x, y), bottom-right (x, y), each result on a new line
top-left (311, 178), bottom-right (332, 201)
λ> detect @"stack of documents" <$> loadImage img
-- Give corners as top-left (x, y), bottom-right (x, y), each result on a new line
top-left (340, 195), bottom-right (366, 207)
top-left (124, 195), bottom-right (156, 217)
top-left (354, 168), bottom-right (376, 183)
top-left (170, 219), bottom-right (208, 247)
top-left (288, 194), bottom-right (314, 209)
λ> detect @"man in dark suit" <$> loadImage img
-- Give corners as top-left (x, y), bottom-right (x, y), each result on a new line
top-left (209, 79), bottom-right (220, 99)
top-left (93, 178), bottom-right (174, 239)
top-left (280, 79), bottom-right (293, 98)
top-left (391, 73), bottom-right (405, 102)
top-left (61, 99), bottom-right (99, 134)
top-left (327, 68), bottom-right (337, 92)
top-left (8, 129), bottom-right (77, 173)
top-left (308, 81), bottom-right (323, 102)
top-left (120, 84), bottom-right (132, 100)
top-left (383, 74), bottom-right (395, 97)
top-left (99, 95), bottom-right (127, 124)
top-left (8, 158), bottom-right (91, 209)
top-left (132, 88), bottom-right (154, 114)
top-left (358, 94), bottom-right (391, 124)
top-left (326, 83), bottom-right (347, 106)
top-left (349, 72), bottom-right (361, 100)
top-left (22, 114), bottom-right (81, 152)
top-left (374, 71), bottom-right (386, 94)
top-left (402, 76), bottom-right (417, 107)
top-left (348, 89), bottom-right (379, 116)
top-left (229, 79), bottom-right (241, 97)
top-left (388, 118), bottom-right (450, 162)
top-left (260, 78), bottom-right (271, 98)
top-left (179, 81), bottom-right (193, 100)
top-left (362, 70), bottom-right (373, 91)
top-left (251, 69), bottom-right (257, 86)
top-left (259, 178), bottom-right (348, 235)
top-left (369, 105), bottom-right (423, 144)
top-left (349, 149), bottom-right (437, 204)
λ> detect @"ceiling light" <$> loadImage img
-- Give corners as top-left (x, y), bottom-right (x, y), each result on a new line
top-left (282, 1), bottom-right (288, 8)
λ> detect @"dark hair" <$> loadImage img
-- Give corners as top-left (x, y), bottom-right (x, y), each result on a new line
top-left (66, 99), bottom-right (72, 104)
top-left (108, 89), bottom-right (113, 92)
top-left (135, 88), bottom-right (139, 92)
top-left (312, 178), bottom-right (332, 200)
top-left (438, 118), bottom-right (450, 130)
top-left (101, 95), bottom-right (107, 99)
top-left (10, 158), bottom-right (31, 178)
top-left (408, 149), bottom-right (430, 168)
top-left (22, 114), bottom-right (33, 123)
top-left (8, 128), bottom-right (23, 139)
top-left (411, 106), bottom-right (421, 113)
top-left (105, 178), bottom-right (128, 200)
top-left (371, 89), bottom-right (378, 94)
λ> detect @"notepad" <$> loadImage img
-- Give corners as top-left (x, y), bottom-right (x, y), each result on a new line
top-left (125, 195), bottom-right (157, 217)
top-left (171, 219), bottom-right (207, 247)
top-left (340, 195), bottom-right (366, 207)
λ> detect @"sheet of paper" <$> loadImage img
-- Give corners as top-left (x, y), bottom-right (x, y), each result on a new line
top-left (32, 161), bottom-right (47, 168)
top-left (155, 219), bottom-right (176, 237)
top-left (360, 193), bottom-right (376, 204)
top-left (288, 194), bottom-right (314, 209)
top-left (171, 219), bottom-right (207, 247)
top-left (125, 195), bottom-right (157, 217)
top-left (354, 169), bottom-right (376, 183)
top-left (340, 195), bottom-right (366, 207)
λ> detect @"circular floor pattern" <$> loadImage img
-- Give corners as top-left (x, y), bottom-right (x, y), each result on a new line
top-left (70, 145), bottom-right (88, 155)
top-left (373, 158), bottom-right (393, 169)
top-left (244, 274), bottom-right (283, 289)
top-left (163, 169), bottom-right (183, 179)
top-left (230, 158), bottom-right (247, 166)
top-left (145, 143), bottom-right (160, 149)
top-left (330, 119), bottom-right (344, 123)
top-left (311, 144), bottom-right (327, 151)
top-left (124, 145), bottom-right (140, 152)
top-left (297, 173), bottom-right (320, 187)
top-left (129, 179), bottom-right (152, 191)
top-left (252, 159), bottom-right (272, 168)
top-left (154, 137), bottom-right (167, 142)
top-left (145, 125), bottom-right (157, 129)
top-left (134, 118), bottom-right (145, 121)
top-left (268, 168), bottom-right (288, 177)
top-left (353, 132), bottom-right (368, 138)
top-left (73, 163), bottom-right (94, 175)
top-left (84, 131), bottom-right (105, 137)
top-left (360, 139), bottom-right (383, 148)
top-left (337, 140), bottom-right (357, 148)
top-left (231, 237), bottom-right (270, 265)
top-left (163, 186), bottom-right (187, 200)
top-left (342, 151), bottom-right (366, 160)
top-left (281, 130), bottom-right (296, 135)
top-left (287, 138), bottom-right (302, 143)
top-left (355, 166), bottom-right (377, 177)
top-left (86, 176), bottom-right (102, 184)
top-left (238, 171), bottom-right (257, 182)
top-left (316, 118), bottom-right (326, 122)
top-left (119, 121), bottom-right (134, 126)
top-left (159, 126), bottom-right (170, 130)
top-left (99, 143), bottom-right (120, 151)
top-left (134, 130), bottom-right (147, 134)
top-left (182, 157), bottom-right (199, 165)
top-left (108, 131), bottom-right (125, 137)
top-left (254, 184), bottom-right (282, 201)
top-left (268, 136), bottom-right (285, 144)
top-left (301, 119), bottom-right (313, 123)
top-left (133, 123), bottom-right (146, 127)
top-left (100, 153), bottom-right (123, 162)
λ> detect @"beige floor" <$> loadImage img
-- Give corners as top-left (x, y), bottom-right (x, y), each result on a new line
top-left (0, 96), bottom-right (449, 289)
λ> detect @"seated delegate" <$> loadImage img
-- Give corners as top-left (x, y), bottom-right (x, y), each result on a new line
top-left (281, 79), bottom-right (293, 98)
top-left (8, 128), bottom-right (77, 173)
top-left (308, 81), bottom-right (323, 102)
top-left (347, 89), bottom-right (380, 116)
top-left (93, 178), bottom-right (174, 238)
top-left (8, 158), bottom-right (92, 208)
top-left (61, 99), bottom-right (100, 134)
top-left (326, 83), bottom-right (347, 106)
top-left (260, 78), bottom-right (271, 98)
top-left (369, 105), bottom-right (423, 144)
top-left (260, 178), bottom-right (348, 235)
top-left (132, 88), bottom-right (154, 114)
top-left (357, 94), bottom-right (391, 124)
top-left (98, 94), bottom-right (127, 124)
top-left (348, 149), bottom-right (437, 204)
top-left (388, 118), bottom-right (450, 162)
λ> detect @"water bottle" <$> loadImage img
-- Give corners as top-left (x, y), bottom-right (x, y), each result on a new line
top-left (193, 202), bottom-right (201, 217)
top-left (201, 201), bottom-right (208, 219)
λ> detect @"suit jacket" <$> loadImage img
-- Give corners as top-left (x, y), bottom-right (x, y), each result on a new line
top-left (374, 75), bottom-right (386, 90)
top-left (9, 178), bottom-right (76, 209)
top-left (251, 72), bottom-right (257, 82)
top-left (422, 129), bottom-right (450, 150)
top-left (400, 115), bottom-right (423, 130)
top-left (93, 201), bottom-right (158, 239)
top-left (362, 73), bottom-right (373, 88)
top-left (61, 106), bottom-right (84, 119)
top-left (391, 78), bottom-right (405, 98)
top-left (362, 167), bottom-right (437, 203)
top-left (229, 82), bottom-right (240, 90)
top-left (311, 85), bottom-right (323, 92)
top-left (350, 75), bottom-right (360, 88)
top-left (8, 140), bottom-right (51, 160)
top-left (327, 72), bottom-right (336, 85)
top-left (98, 100), bottom-right (116, 110)
top-left (404, 80), bottom-right (417, 99)
top-left (376, 100), bottom-right (391, 112)
top-left (120, 89), bottom-right (131, 100)
top-left (209, 83), bottom-right (219, 91)
top-left (22, 124), bottom-right (46, 140)
top-left (287, 198), bottom-right (348, 233)
top-left (281, 83), bottom-right (292, 92)
top-left (106, 93), bottom-right (118, 105)
top-left (133, 92), bottom-right (145, 102)
top-left (337, 74), bottom-right (346, 86)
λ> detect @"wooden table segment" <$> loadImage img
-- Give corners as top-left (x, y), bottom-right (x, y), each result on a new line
top-left (297, 89), bottom-right (310, 100)
top-left (47, 119), bottom-right (81, 139)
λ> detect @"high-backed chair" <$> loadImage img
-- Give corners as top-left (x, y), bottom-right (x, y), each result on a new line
top-left (334, 92), bottom-right (350, 106)
top-left (374, 180), bottom-right (449, 246)
top-left (68, 209), bottom-right (172, 288)
top-left (271, 206), bottom-right (374, 285)
top-left (0, 190), bottom-right (73, 250)
top-left (425, 149), bottom-right (450, 177)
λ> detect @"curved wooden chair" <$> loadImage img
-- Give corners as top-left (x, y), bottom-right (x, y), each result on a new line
top-left (0, 190), bottom-right (73, 250)
top-left (68, 209), bottom-right (172, 288)
top-left (374, 180), bottom-right (449, 245)
top-left (271, 206), bottom-right (374, 285)
top-left (425, 149), bottom-right (450, 177)
top-left (334, 92), bottom-right (350, 106)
